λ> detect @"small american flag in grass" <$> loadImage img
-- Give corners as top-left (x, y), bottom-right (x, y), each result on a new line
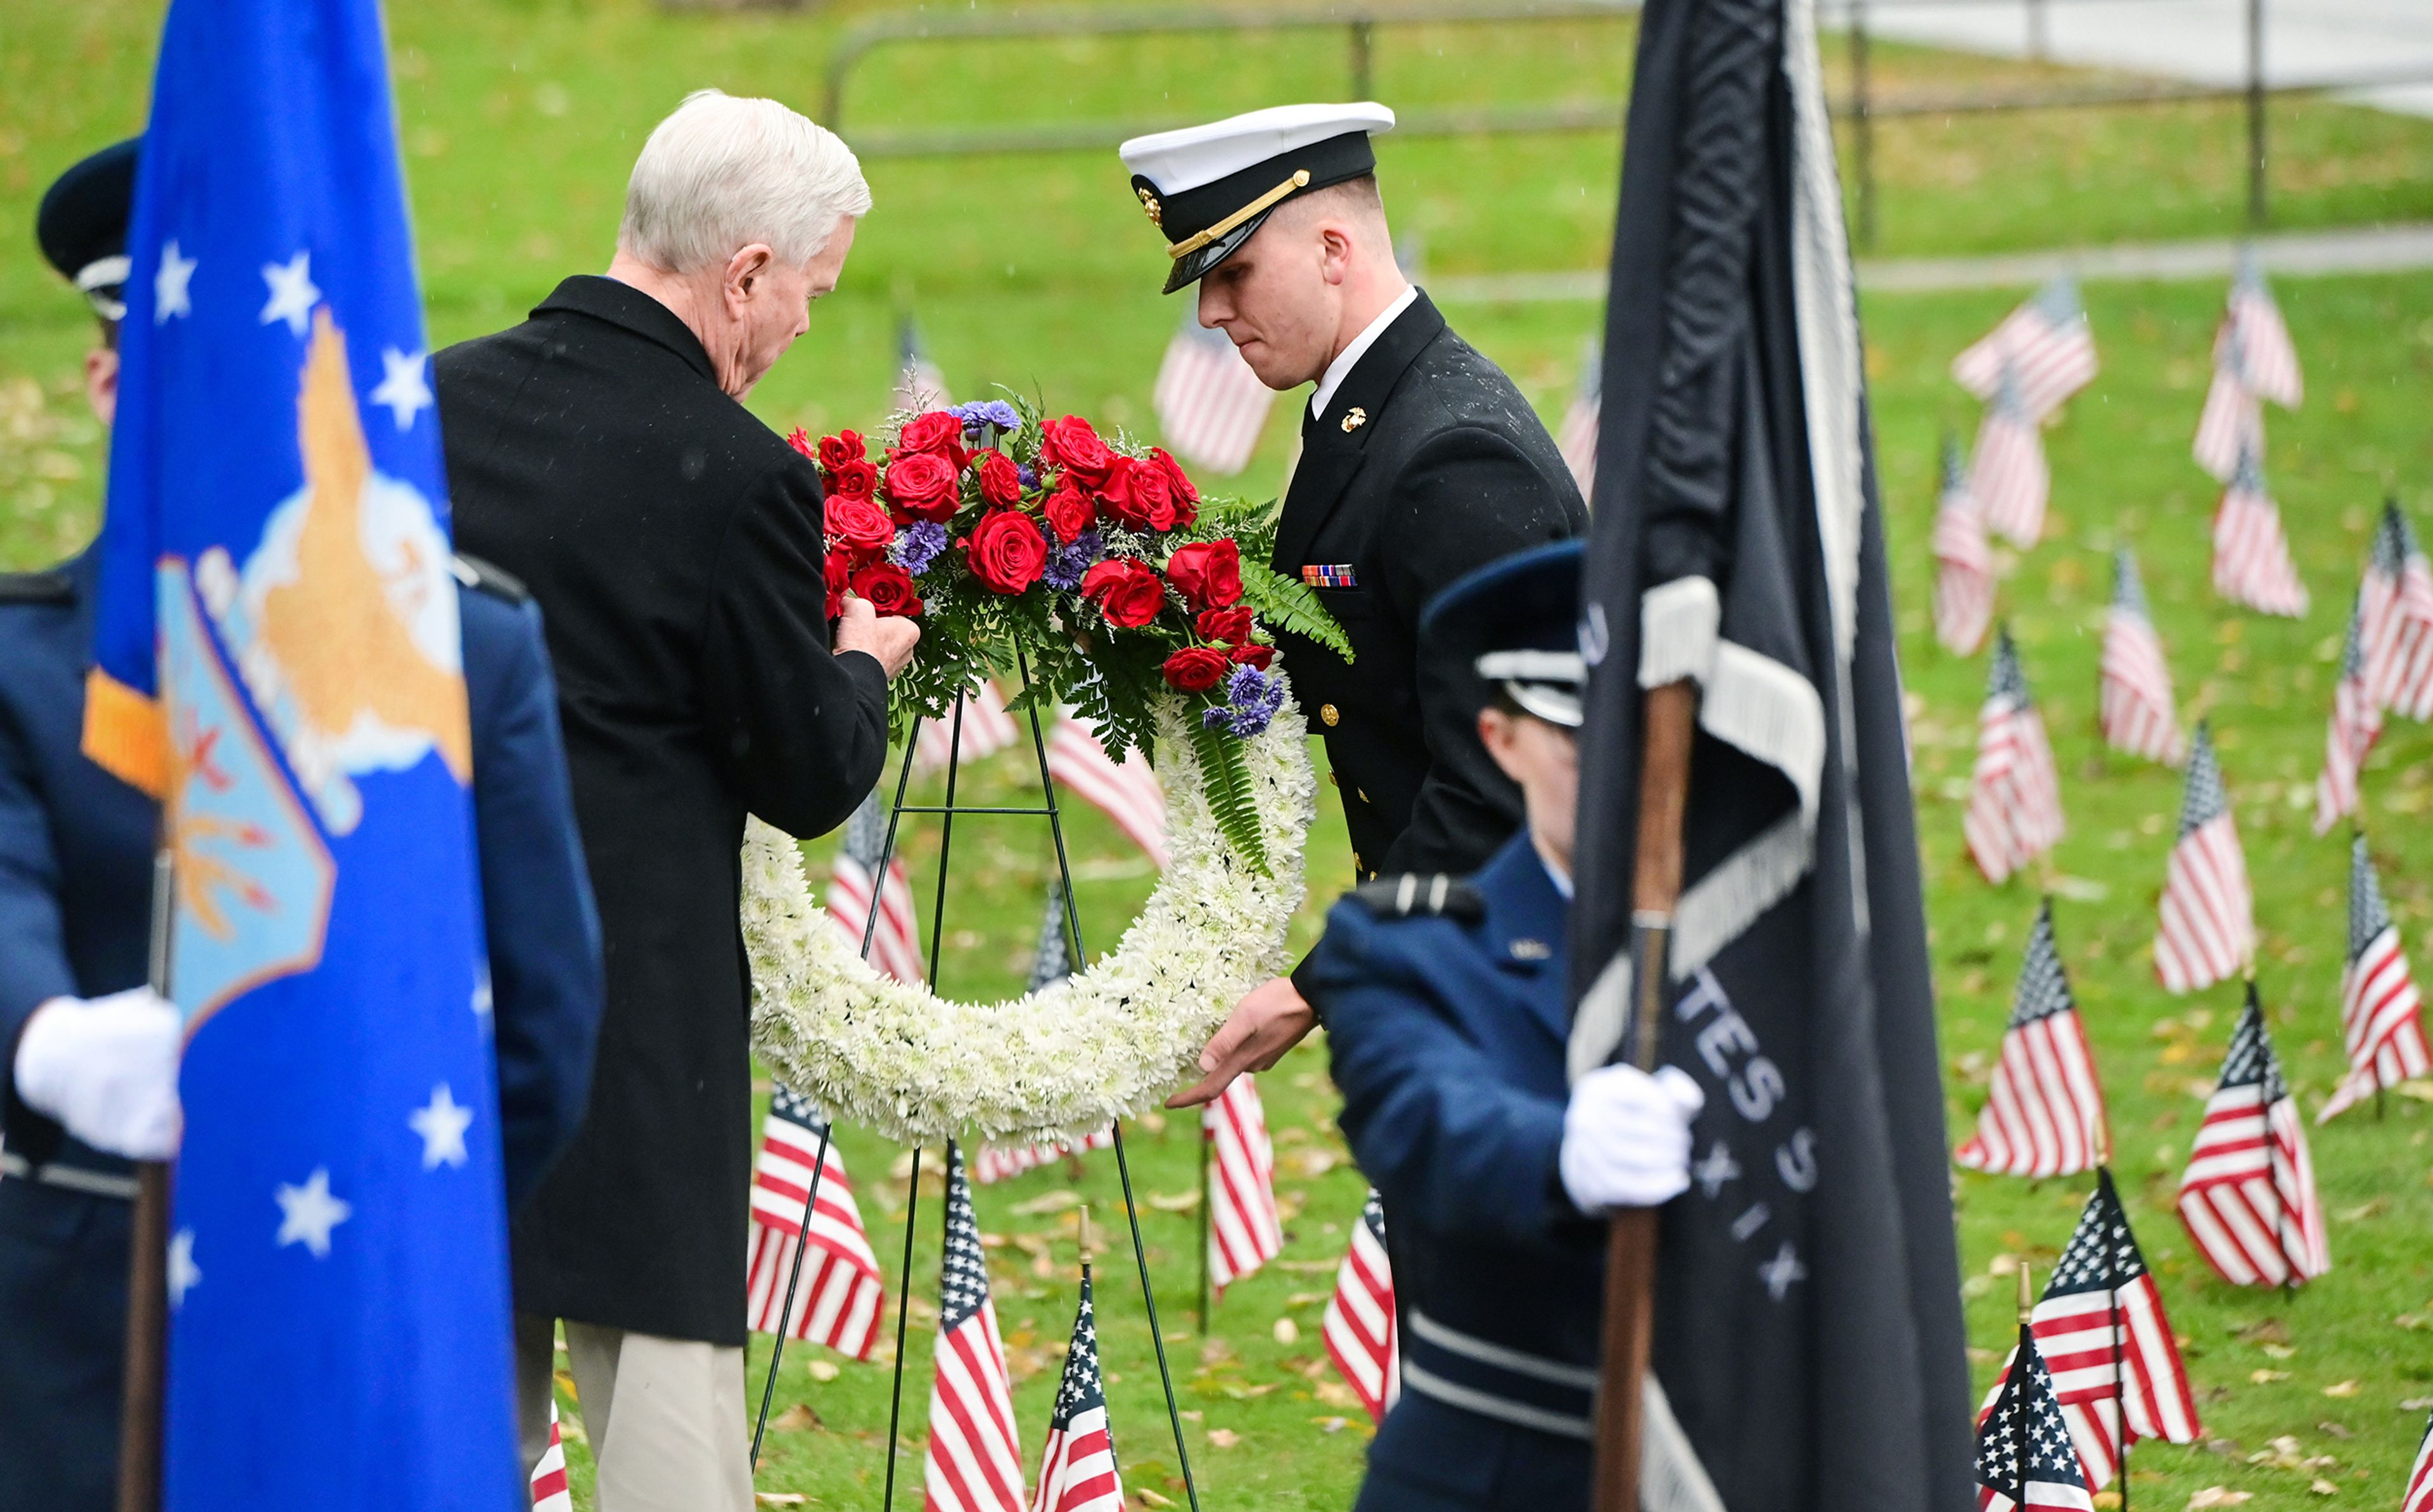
top-left (1048, 709), bottom-right (1168, 870)
top-left (975, 885), bottom-right (1113, 1185)
top-left (1954, 901), bottom-right (2108, 1179)
top-left (2154, 723), bottom-right (2254, 994)
top-left (1975, 1169), bottom-right (2199, 1492)
top-left (828, 791), bottom-right (925, 986)
top-left (2406, 1405), bottom-right (2433, 1512)
top-left (1969, 367), bottom-right (2050, 549)
top-left (528, 1397), bottom-right (572, 1512)
top-left (2317, 836), bottom-right (2432, 1124)
top-left (1153, 310), bottom-right (1275, 478)
top-left (1953, 276), bottom-right (2099, 421)
top-left (2176, 983), bottom-right (2328, 1288)
top-left (1974, 1330), bottom-right (2096, 1512)
top-left (1204, 1073), bottom-right (1283, 1295)
top-left (1932, 436), bottom-right (1995, 656)
top-left (916, 678), bottom-right (1021, 775)
top-left (1964, 628), bottom-right (2065, 884)
top-left (1028, 1270), bottom-right (1125, 1512)
top-left (1322, 1190), bottom-right (1398, 1423)
top-left (925, 1144), bottom-right (1027, 1512)
top-left (2210, 449), bottom-right (2308, 618)
top-left (2363, 500), bottom-right (2433, 720)
top-left (2098, 548), bottom-right (2181, 765)
top-left (2313, 590), bottom-right (2383, 835)
top-left (744, 1084), bottom-right (886, 1358)
top-left (2192, 253), bottom-right (2299, 480)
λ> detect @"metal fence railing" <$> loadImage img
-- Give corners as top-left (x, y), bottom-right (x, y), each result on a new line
top-left (808, 0), bottom-right (2433, 245)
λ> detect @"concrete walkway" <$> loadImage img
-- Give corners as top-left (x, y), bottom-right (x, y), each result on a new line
top-left (1862, 0), bottom-right (2433, 117)
top-left (1426, 221), bottom-right (2433, 304)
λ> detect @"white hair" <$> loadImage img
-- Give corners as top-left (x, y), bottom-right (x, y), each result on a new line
top-left (618, 89), bottom-right (872, 274)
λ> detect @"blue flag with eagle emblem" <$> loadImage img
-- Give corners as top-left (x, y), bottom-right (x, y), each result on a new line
top-left (83, 1), bottom-right (514, 1506)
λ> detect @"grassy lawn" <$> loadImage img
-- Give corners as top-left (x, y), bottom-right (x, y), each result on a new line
top-left (7, 1), bottom-right (2433, 1507)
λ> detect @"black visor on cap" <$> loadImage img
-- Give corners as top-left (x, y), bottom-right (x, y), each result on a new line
top-left (38, 139), bottom-right (139, 294)
top-left (1134, 129), bottom-right (1377, 295)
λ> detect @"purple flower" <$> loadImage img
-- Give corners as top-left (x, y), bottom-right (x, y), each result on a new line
top-left (893, 519), bottom-right (948, 576)
top-left (1043, 528), bottom-right (1102, 591)
top-left (1205, 663), bottom-right (1287, 737)
top-left (953, 399), bottom-right (1023, 440)
top-left (1018, 464), bottom-right (1040, 491)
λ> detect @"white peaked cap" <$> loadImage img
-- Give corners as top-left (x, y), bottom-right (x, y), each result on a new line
top-left (1120, 101), bottom-right (1397, 194)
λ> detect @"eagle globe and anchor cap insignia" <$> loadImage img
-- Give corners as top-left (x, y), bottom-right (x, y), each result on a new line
top-left (164, 310), bottom-right (472, 1029)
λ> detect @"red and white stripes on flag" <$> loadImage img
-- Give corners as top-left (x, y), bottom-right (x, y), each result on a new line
top-left (2099, 549), bottom-right (2182, 765)
top-left (2176, 984), bottom-right (2328, 1287)
top-left (1934, 436), bottom-right (1996, 656)
top-left (2211, 450), bottom-right (2308, 618)
top-left (2313, 591), bottom-right (2383, 835)
top-left (1556, 338), bottom-right (1602, 504)
top-left (1974, 1170), bottom-right (2200, 1492)
top-left (1153, 312), bottom-right (1275, 478)
top-left (2318, 836), bottom-right (2432, 1123)
top-left (896, 316), bottom-right (952, 414)
top-left (975, 886), bottom-right (1113, 1185)
top-left (1964, 628), bottom-right (2065, 884)
top-left (917, 678), bottom-right (1021, 775)
top-left (1969, 370), bottom-right (2051, 549)
top-left (2363, 501), bottom-right (2433, 720)
top-left (2406, 1407), bottom-right (2433, 1512)
top-left (926, 1144), bottom-right (1028, 1512)
top-left (1974, 1331), bottom-right (2097, 1512)
top-left (2192, 254), bottom-right (2299, 480)
top-left (829, 791), bottom-right (926, 986)
top-left (2154, 723), bottom-right (2254, 994)
top-left (746, 1084), bottom-right (888, 1357)
top-left (1953, 275), bottom-right (2100, 421)
top-left (1955, 901), bottom-right (2109, 1178)
top-left (529, 1397), bottom-right (572, 1512)
top-left (1204, 1074), bottom-right (1284, 1294)
top-left (1322, 1190), bottom-right (1399, 1423)
top-left (1048, 710), bottom-right (1168, 870)
top-left (1028, 1271), bottom-right (1125, 1512)
top-left (2190, 362), bottom-right (2261, 484)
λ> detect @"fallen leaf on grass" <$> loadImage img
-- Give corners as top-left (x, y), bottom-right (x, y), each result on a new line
top-left (2236, 1319), bottom-right (2289, 1347)
top-left (770, 1403), bottom-right (822, 1432)
top-left (754, 1496), bottom-right (810, 1506)
top-left (1312, 1416), bottom-right (1349, 1433)
top-left (2092, 1492), bottom-right (2122, 1511)
top-left (2251, 1369), bottom-right (2291, 1384)
top-left (2335, 1199), bottom-right (2387, 1223)
top-left (1314, 1380), bottom-right (1359, 1408)
top-left (2403, 1397), bottom-right (2433, 1411)
top-left (1205, 1428), bottom-right (1241, 1448)
top-left (1136, 1490), bottom-right (1177, 1508)
top-left (2186, 1490), bottom-right (2251, 1508)
top-left (1009, 1189), bottom-right (1081, 1217)
top-left (807, 1359), bottom-right (840, 1383)
top-left (2260, 1344), bottom-right (2297, 1360)
top-left (1146, 1190), bottom-right (1201, 1214)
top-left (2309, 1480), bottom-right (2340, 1496)
top-left (1273, 1317), bottom-right (1300, 1345)
top-left (2319, 1421), bottom-right (2353, 1439)
top-left (2397, 1081), bottom-right (2433, 1103)
top-left (2323, 1380), bottom-right (2361, 1398)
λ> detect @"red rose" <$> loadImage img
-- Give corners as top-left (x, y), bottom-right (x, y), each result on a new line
top-left (1042, 480), bottom-right (1095, 544)
top-left (975, 449), bottom-right (1024, 509)
top-left (884, 450), bottom-right (962, 523)
top-left (897, 410), bottom-right (969, 467)
top-left (1149, 447), bottom-right (1200, 524)
top-left (824, 547), bottom-right (853, 619)
top-left (1229, 643), bottom-right (1275, 670)
top-left (819, 430), bottom-right (867, 471)
top-left (1080, 558), bottom-right (1168, 630)
top-left (1165, 539), bottom-right (1243, 611)
top-left (1196, 607), bottom-right (1254, 645)
top-left (851, 560), bottom-right (924, 619)
top-left (1040, 416), bottom-right (1114, 486)
top-left (826, 457), bottom-right (879, 500)
top-left (826, 490), bottom-right (896, 554)
top-left (967, 509), bottom-right (1048, 595)
top-left (1161, 647), bottom-right (1231, 694)
top-left (1101, 456), bottom-right (1180, 533)
top-left (786, 427), bottom-right (818, 461)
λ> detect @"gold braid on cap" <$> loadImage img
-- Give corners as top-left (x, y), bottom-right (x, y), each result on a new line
top-left (1166, 169), bottom-right (1312, 261)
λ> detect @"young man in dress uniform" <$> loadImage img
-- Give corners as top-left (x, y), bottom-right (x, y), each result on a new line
top-left (1120, 105), bottom-right (1589, 1107)
top-left (1305, 541), bottom-right (1705, 1511)
top-left (0, 139), bottom-right (606, 1512)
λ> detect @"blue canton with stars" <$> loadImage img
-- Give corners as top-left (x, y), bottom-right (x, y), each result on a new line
top-left (2046, 1169), bottom-right (2147, 1299)
top-left (2218, 984), bottom-right (2289, 1106)
top-left (1049, 1271), bottom-right (1111, 1431)
top-left (1976, 1332), bottom-right (2091, 1506)
top-left (940, 1143), bottom-right (993, 1331)
top-left (90, 0), bottom-right (513, 1505)
top-left (2007, 903), bottom-right (2078, 1030)
top-left (2176, 723), bottom-right (2231, 837)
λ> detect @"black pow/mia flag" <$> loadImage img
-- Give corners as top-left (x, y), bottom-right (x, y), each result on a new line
top-left (1565, 0), bottom-right (1974, 1508)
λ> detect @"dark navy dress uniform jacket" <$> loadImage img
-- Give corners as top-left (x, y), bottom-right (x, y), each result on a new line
top-left (1309, 830), bottom-right (1606, 1512)
top-left (0, 545), bottom-right (603, 1512)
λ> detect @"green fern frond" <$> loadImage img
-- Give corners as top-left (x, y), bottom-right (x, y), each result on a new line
top-left (1239, 560), bottom-right (1355, 663)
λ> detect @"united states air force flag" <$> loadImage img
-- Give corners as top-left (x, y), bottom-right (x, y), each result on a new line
top-left (84, 1), bottom-right (514, 1506)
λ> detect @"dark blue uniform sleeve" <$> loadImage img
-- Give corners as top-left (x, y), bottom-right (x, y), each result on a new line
top-left (1312, 903), bottom-right (1575, 1250)
top-left (461, 590), bottom-right (604, 1211)
top-left (0, 692), bottom-right (79, 1154)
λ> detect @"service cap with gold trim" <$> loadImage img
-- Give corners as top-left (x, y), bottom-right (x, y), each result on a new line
top-left (1120, 102), bottom-right (1395, 295)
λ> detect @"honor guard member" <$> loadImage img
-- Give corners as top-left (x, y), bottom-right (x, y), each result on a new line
top-left (1306, 542), bottom-right (1704, 1512)
top-left (1122, 104), bottom-right (1590, 1106)
top-left (0, 140), bottom-right (607, 1512)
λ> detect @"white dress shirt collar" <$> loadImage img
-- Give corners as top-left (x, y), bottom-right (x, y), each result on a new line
top-left (1308, 284), bottom-right (1418, 422)
top-left (1537, 843), bottom-right (1574, 901)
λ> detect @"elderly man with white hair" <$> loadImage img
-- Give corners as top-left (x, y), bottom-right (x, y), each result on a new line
top-left (438, 89), bottom-right (917, 1508)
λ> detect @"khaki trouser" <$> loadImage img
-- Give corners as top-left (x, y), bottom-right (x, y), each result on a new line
top-left (516, 1311), bottom-right (754, 1512)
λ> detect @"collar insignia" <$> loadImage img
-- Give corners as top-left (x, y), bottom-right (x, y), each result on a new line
top-left (1341, 405), bottom-right (1367, 433)
top-left (1507, 937), bottom-right (1552, 962)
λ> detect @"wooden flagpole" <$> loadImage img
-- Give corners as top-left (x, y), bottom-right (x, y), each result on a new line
top-left (1589, 678), bottom-right (1698, 1512)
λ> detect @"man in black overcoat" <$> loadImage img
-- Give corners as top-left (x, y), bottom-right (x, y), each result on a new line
top-left (1119, 105), bottom-right (1589, 1107)
top-left (435, 90), bottom-right (918, 1508)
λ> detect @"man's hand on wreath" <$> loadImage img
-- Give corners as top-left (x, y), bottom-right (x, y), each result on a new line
top-left (834, 592), bottom-right (921, 679)
top-left (1166, 975), bottom-right (1316, 1109)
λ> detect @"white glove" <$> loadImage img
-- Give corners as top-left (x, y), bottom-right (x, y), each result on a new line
top-left (1559, 1064), bottom-right (1704, 1214)
top-left (13, 987), bottom-right (182, 1161)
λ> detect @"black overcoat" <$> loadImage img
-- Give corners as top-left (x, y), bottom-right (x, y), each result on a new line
top-left (437, 276), bottom-right (890, 1345)
top-left (1270, 291), bottom-right (1587, 896)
